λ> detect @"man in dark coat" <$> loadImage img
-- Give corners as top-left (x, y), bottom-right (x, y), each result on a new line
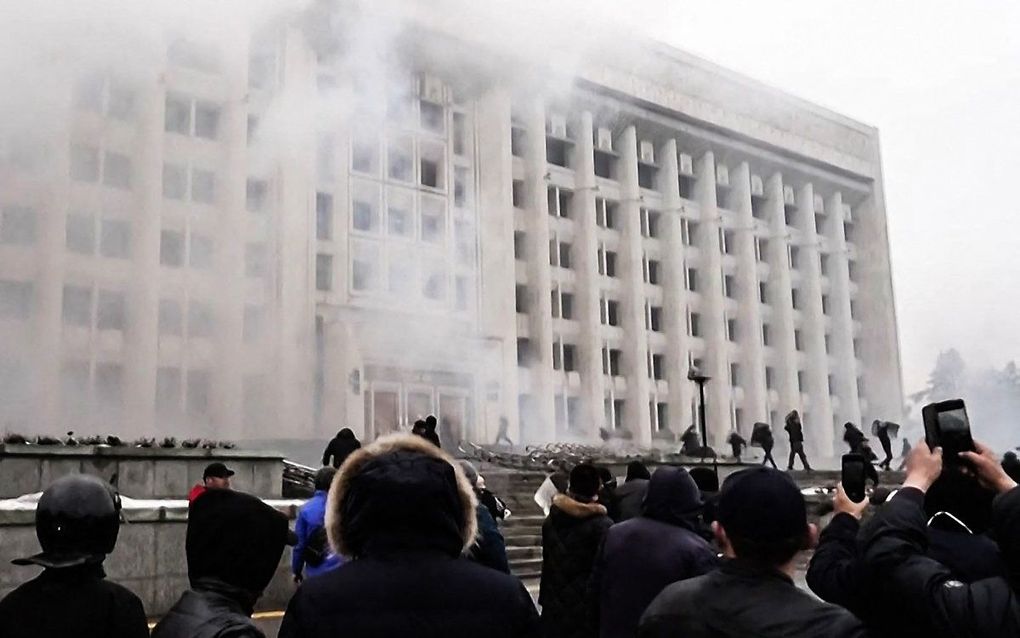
top-left (0, 475), bottom-right (148, 638)
top-left (873, 420), bottom-right (896, 470)
top-left (784, 410), bottom-right (812, 471)
top-left (843, 422), bottom-right (867, 454)
top-left (597, 466), bottom-right (621, 522)
top-left (540, 463), bottom-right (613, 638)
top-left (727, 430), bottom-right (747, 462)
top-left (322, 428), bottom-right (361, 468)
top-left (862, 439), bottom-right (1020, 638)
top-left (279, 434), bottom-right (538, 638)
top-left (591, 467), bottom-right (719, 638)
top-left (751, 422), bottom-right (778, 469)
top-left (152, 489), bottom-right (294, 638)
top-left (638, 467), bottom-right (866, 638)
top-left (411, 415), bottom-right (442, 448)
top-left (615, 461), bottom-right (651, 522)
top-left (809, 470), bottom-right (1003, 638)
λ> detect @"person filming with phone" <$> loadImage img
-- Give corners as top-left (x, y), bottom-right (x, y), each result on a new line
top-left (860, 399), bottom-right (1020, 637)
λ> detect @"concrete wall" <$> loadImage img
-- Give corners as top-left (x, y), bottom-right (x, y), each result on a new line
top-left (0, 500), bottom-right (300, 618)
top-left (0, 446), bottom-right (285, 499)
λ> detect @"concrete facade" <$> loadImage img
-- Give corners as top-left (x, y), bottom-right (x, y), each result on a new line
top-left (0, 7), bottom-right (902, 458)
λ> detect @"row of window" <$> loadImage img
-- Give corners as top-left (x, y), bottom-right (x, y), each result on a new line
top-left (315, 251), bottom-right (472, 309)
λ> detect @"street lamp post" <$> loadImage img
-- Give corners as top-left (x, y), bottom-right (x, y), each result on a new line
top-left (688, 367), bottom-right (711, 461)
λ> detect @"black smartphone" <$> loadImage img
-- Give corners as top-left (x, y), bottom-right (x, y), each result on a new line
top-left (922, 399), bottom-right (975, 463)
top-left (841, 454), bottom-right (867, 503)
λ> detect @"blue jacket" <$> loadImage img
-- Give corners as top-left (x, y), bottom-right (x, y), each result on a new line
top-left (293, 491), bottom-right (343, 579)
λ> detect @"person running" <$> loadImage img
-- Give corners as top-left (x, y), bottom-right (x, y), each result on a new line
top-left (784, 410), bottom-right (812, 471)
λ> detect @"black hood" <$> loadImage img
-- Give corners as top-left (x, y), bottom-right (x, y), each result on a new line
top-left (991, 487), bottom-right (1020, 586)
top-left (186, 490), bottom-right (290, 595)
top-left (642, 466), bottom-right (704, 527)
top-left (331, 435), bottom-right (475, 559)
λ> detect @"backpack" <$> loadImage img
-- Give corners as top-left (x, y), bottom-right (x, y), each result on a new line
top-left (302, 526), bottom-right (330, 568)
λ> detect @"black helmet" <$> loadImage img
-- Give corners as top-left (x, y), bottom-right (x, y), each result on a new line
top-left (13, 474), bottom-right (121, 569)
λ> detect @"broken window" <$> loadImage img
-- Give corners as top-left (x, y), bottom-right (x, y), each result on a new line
top-left (158, 299), bottom-right (182, 335)
top-left (316, 253), bottom-right (333, 291)
top-left (0, 280), bottom-right (32, 320)
top-left (0, 206), bottom-right (36, 245)
top-left (62, 285), bottom-right (92, 327)
top-left (163, 164), bottom-right (187, 200)
top-left (99, 219), bottom-right (130, 259)
top-left (160, 230), bottom-right (184, 267)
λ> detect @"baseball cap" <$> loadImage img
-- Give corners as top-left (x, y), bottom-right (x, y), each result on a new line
top-left (203, 462), bottom-right (235, 480)
top-left (716, 467), bottom-right (807, 541)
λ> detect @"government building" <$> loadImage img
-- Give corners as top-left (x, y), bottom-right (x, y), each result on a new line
top-left (0, 2), bottom-right (903, 458)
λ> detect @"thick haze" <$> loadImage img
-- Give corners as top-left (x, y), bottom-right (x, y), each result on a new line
top-left (625, 0), bottom-right (1020, 396)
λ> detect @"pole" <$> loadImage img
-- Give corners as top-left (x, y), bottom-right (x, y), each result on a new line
top-left (698, 379), bottom-right (707, 462)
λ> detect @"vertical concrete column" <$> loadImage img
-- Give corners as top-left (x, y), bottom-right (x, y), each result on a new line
top-left (729, 163), bottom-right (767, 428)
top-left (852, 176), bottom-right (904, 423)
top-left (211, 39), bottom-right (249, 440)
top-left (825, 191), bottom-right (862, 428)
top-left (573, 112), bottom-right (606, 439)
top-left (274, 27), bottom-right (317, 439)
top-left (615, 127), bottom-right (651, 445)
top-left (693, 151), bottom-right (728, 447)
top-left (522, 100), bottom-right (555, 443)
top-left (765, 173), bottom-right (799, 422)
top-left (798, 183), bottom-right (835, 457)
top-left (659, 139), bottom-right (695, 438)
top-left (122, 63), bottom-right (166, 437)
top-left (32, 71), bottom-right (74, 435)
top-left (474, 86), bottom-right (522, 442)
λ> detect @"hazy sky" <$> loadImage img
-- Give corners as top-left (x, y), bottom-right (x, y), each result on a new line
top-left (589, 0), bottom-right (1020, 395)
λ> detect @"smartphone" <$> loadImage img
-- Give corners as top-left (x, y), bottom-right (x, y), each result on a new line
top-left (922, 399), bottom-right (975, 463)
top-left (841, 454), bottom-right (867, 503)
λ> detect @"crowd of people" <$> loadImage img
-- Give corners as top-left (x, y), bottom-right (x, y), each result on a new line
top-left (2, 417), bottom-right (1020, 638)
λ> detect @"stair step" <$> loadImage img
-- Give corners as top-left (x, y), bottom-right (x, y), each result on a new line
top-left (504, 534), bottom-right (541, 546)
top-left (507, 546), bottom-right (543, 560)
top-left (511, 557), bottom-right (543, 572)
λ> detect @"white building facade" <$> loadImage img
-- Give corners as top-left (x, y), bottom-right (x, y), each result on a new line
top-left (0, 9), bottom-right (902, 458)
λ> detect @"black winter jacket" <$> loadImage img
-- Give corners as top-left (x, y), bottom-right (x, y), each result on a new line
top-left (808, 510), bottom-right (1005, 637)
top-left (0, 564), bottom-right (148, 638)
top-left (591, 465), bottom-right (719, 638)
top-left (322, 432), bottom-right (361, 468)
top-left (540, 495), bottom-right (612, 638)
top-left (151, 581), bottom-right (264, 638)
top-left (862, 486), bottom-right (1020, 638)
top-left (638, 559), bottom-right (867, 638)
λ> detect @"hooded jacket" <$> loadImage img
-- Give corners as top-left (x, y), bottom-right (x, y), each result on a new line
top-left (614, 478), bottom-right (649, 522)
top-left (322, 428), bottom-right (361, 469)
top-left (862, 486), bottom-right (1020, 637)
top-left (293, 490), bottom-right (344, 580)
top-left (540, 493), bottom-right (612, 638)
top-left (152, 489), bottom-right (292, 638)
top-left (591, 467), bottom-right (719, 638)
top-left (278, 434), bottom-right (538, 638)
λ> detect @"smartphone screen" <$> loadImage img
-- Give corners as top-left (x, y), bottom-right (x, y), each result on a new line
top-left (937, 405), bottom-right (974, 458)
top-left (842, 455), bottom-right (866, 503)
top-left (938, 408), bottom-right (968, 433)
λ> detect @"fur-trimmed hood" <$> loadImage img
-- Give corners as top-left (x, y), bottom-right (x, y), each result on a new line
top-left (326, 433), bottom-right (478, 559)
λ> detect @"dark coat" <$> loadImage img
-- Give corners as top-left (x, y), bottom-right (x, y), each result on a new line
top-left (638, 560), bottom-right (867, 638)
top-left (469, 502), bottom-right (510, 573)
top-left (279, 434), bottom-right (539, 638)
top-left (322, 429), bottom-right (361, 468)
top-left (540, 495), bottom-right (613, 638)
top-left (844, 426), bottom-right (866, 452)
top-left (0, 563), bottom-right (148, 638)
top-left (862, 486), bottom-right (1020, 638)
top-left (785, 415), bottom-right (804, 443)
top-left (151, 581), bottom-right (264, 638)
top-left (808, 510), bottom-right (1005, 638)
top-left (591, 467), bottom-right (719, 638)
top-left (614, 478), bottom-right (649, 522)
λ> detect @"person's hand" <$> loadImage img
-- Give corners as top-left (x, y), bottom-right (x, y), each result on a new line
top-left (961, 440), bottom-right (1018, 494)
top-left (833, 482), bottom-right (868, 519)
top-left (903, 438), bottom-right (942, 493)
